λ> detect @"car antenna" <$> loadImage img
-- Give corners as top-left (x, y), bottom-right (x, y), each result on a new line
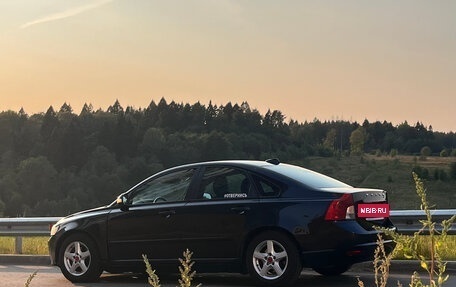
top-left (265, 158), bottom-right (280, 165)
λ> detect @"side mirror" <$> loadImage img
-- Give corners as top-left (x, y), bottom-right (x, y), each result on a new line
top-left (116, 195), bottom-right (129, 211)
top-left (116, 196), bottom-right (124, 205)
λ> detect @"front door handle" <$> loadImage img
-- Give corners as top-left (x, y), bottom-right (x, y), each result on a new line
top-left (158, 210), bottom-right (176, 218)
top-left (230, 207), bottom-right (250, 215)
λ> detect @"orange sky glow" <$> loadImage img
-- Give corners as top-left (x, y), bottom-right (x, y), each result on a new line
top-left (1, 1), bottom-right (455, 132)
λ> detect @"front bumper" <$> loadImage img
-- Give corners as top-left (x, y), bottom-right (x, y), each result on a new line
top-left (48, 235), bottom-right (58, 265)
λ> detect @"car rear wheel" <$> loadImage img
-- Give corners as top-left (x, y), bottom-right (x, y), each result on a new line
top-left (312, 263), bottom-right (351, 276)
top-left (246, 231), bottom-right (302, 286)
top-left (58, 234), bottom-right (102, 283)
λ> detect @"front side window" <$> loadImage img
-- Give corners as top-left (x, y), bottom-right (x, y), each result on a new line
top-left (198, 167), bottom-right (256, 200)
top-left (128, 169), bottom-right (195, 205)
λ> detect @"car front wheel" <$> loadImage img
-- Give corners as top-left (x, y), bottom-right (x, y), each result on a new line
top-left (58, 234), bottom-right (102, 283)
top-left (246, 231), bottom-right (302, 286)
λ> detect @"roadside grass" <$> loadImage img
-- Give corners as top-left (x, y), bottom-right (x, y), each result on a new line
top-left (0, 236), bottom-right (48, 255)
top-left (393, 235), bottom-right (456, 260)
top-left (1, 235), bottom-right (455, 260)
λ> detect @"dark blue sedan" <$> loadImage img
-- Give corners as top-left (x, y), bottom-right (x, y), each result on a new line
top-left (49, 159), bottom-right (395, 286)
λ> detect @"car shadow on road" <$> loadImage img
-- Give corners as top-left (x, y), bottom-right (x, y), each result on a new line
top-left (80, 271), bottom-right (362, 287)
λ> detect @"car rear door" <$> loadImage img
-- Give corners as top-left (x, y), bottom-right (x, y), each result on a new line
top-left (178, 166), bottom-right (260, 266)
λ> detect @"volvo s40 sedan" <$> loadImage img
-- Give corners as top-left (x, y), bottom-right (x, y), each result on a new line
top-left (49, 159), bottom-right (395, 286)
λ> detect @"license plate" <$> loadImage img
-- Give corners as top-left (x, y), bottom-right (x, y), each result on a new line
top-left (357, 203), bottom-right (390, 218)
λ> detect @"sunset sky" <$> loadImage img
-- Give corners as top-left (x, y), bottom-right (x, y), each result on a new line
top-left (1, 1), bottom-right (455, 132)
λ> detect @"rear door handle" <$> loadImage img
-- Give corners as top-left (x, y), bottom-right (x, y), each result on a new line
top-left (158, 210), bottom-right (176, 218)
top-left (231, 207), bottom-right (250, 214)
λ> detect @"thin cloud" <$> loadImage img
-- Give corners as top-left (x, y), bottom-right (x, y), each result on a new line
top-left (20, 0), bottom-right (113, 29)
top-left (198, 0), bottom-right (246, 26)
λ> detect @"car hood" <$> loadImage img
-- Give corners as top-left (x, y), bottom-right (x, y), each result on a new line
top-left (55, 205), bottom-right (111, 225)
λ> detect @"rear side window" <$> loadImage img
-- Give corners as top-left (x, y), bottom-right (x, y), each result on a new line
top-left (270, 164), bottom-right (351, 189)
top-left (197, 167), bottom-right (256, 200)
top-left (253, 175), bottom-right (281, 197)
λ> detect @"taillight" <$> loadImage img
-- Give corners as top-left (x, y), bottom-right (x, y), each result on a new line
top-left (324, 193), bottom-right (355, 221)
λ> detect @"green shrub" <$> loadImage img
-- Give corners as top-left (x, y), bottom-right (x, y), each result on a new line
top-left (440, 149), bottom-right (449, 157)
top-left (433, 169), bottom-right (448, 181)
top-left (450, 162), bottom-right (456, 180)
top-left (412, 165), bottom-right (429, 180)
top-left (390, 149), bottom-right (398, 157)
top-left (421, 146), bottom-right (432, 157)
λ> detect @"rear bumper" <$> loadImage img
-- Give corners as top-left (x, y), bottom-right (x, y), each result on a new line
top-left (299, 219), bottom-right (396, 268)
top-left (302, 239), bottom-right (395, 268)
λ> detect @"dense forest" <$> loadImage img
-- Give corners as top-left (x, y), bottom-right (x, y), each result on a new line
top-left (1, 98), bottom-right (456, 216)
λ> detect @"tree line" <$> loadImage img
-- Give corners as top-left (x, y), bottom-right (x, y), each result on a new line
top-left (0, 98), bottom-right (455, 216)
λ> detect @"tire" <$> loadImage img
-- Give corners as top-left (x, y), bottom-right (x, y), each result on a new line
top-left (246, 231), bottom-right (302, 286)
top-left (312, 263), bottom-right (351, 276)
top-left (58, 233), bottom-right (102, 283)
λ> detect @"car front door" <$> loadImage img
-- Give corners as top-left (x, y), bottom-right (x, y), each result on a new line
top-left (106, 168), bottom-right (197, 267)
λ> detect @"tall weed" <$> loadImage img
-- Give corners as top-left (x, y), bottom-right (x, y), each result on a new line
top-left (24, 270), bottom-right (37, 287)
top-left (143, 249), bottom-right (201, 287)
top-left (358, 173), bottom-right (456, 287)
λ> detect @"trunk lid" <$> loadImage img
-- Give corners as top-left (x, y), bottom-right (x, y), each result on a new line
top-left (322, 187), bottom-right (393, 230)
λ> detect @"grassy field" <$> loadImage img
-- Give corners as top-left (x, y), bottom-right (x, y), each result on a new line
top-left (293, 154), bottom-right (456, 210)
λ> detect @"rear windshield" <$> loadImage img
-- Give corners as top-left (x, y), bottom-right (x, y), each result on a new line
top-left (269, 164), bottom-right (351, 189)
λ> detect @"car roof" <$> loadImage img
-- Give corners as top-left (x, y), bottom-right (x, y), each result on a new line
top-left (162, 160), bottom-right (351, 189)
top-left (164, 160), bottom-right (280, 174)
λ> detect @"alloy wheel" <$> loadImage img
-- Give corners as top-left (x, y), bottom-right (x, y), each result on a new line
top-left (63, 241), bottom-right (92, 277)
top-left (252, 239), bottom-right (288, 280)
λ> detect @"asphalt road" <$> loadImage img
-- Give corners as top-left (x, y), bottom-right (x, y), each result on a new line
top-left (2, 264), bottom-right (456, 287)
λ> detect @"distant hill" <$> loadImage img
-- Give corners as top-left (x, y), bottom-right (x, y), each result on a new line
top-left (0, 98), bottom-right (455, 216)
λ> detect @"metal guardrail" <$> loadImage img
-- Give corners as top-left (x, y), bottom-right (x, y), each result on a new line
top-left (0, 210), bottom-right (454, 254)
top-left (0, 217), bottom-right (61, 254)
top-left (0, 217), bottom-right (62, 237)
top-left (390, 209), bottom-right (455, 235)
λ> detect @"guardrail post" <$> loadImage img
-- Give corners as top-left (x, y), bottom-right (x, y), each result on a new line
top-left (15, 236), bottom-right (23, 254)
